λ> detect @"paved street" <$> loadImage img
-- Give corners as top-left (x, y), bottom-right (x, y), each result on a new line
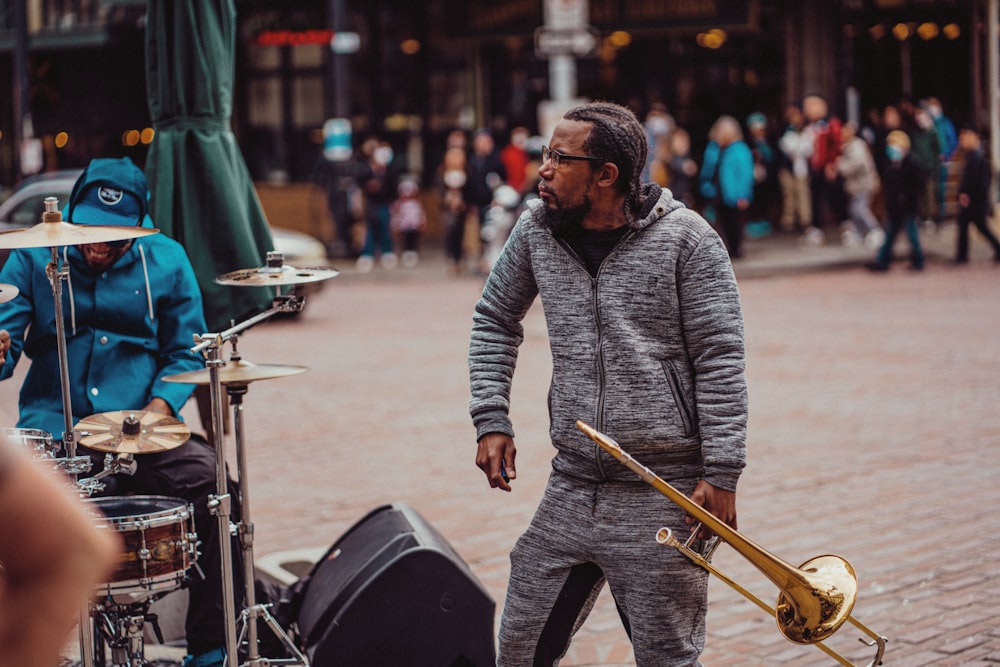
top-left (5, 226), bottom-right (1000, 665)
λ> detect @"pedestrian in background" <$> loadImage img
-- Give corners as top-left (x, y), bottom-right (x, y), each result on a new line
top-left (911, 107), bottom-right (942, 229)
top-left (355, 138), bottom-right (400, 272)
top-left (924, 97), bottom-right (958, 224)
top-left (664, 126), bottom-right (699, 208)
top-left (953, 126), bottom-right (1000, 264)
top-left (437, 131), bottom-right (470, 275)
top-left (836, 121), bottom-right (883, 249)
top-left (390, 177), bottom-right (427, 268)
top-left (869, 130), bottom-right (926, 272)
top-left (699, 115), bottom-right (755, 258)
top-left (802, 94), bottom-right (844, 245)
top-left (500, 126), bottom-right (531, 195)
top-left (777, 104), bottom-right (814, 234)
top-left (746, 112), bottom-right (778, 237)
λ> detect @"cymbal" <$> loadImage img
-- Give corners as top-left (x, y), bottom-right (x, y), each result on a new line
top-left (74, 410), bottom-right (190, 454)
top-left (161, 359), bottom-right (309, 386)
top-left (215, 264), bottom-right (340, 287)
top-left (0, 283), bottom-right (19, 303)
top-left (0, 220), bottom-right (159, 249)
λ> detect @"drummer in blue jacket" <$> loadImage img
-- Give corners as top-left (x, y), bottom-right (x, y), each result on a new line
top-left (0, 157), bottom-right (239, 667)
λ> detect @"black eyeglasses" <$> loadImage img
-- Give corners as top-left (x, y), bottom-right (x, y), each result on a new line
top-left (541, 146), bottom-right (606, 169)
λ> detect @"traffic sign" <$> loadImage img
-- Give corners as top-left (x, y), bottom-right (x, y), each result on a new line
top-left (534, 26), bottom-right (599, 58)
top-left (330, 31), bottom-right (361, 54)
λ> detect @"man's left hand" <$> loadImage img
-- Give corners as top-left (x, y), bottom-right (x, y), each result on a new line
top-left (142, 397), bottom-right (173, 417)
top-left (687, 480), bottom-right (737, 539)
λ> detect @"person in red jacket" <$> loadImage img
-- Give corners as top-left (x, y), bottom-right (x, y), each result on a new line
top-left (802, 94), bottom-right (844, 245)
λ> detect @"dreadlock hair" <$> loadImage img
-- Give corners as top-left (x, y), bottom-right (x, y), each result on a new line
top-left (564, 101), bottom-right (648, 226)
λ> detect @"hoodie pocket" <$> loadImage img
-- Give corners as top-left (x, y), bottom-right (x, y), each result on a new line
top-left (662, 359), bottom-right (697, 438)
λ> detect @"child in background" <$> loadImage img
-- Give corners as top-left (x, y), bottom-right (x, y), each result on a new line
top-left (390, 178), bottom-right (427, 268)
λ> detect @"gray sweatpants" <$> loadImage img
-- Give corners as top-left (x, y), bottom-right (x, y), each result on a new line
top-left (498, 470), bottom-right (709, 666)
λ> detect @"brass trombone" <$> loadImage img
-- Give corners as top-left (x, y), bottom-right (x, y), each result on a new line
top-left (576, 420), bottom-right (888, 667)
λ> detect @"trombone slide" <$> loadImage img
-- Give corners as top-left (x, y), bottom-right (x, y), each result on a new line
top-left (575, 420), bottom-right (887, 667)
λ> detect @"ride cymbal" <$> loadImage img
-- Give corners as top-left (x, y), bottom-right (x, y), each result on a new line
top-left (162, 359), bottom-right (308, 386)
top-left (74, 410), bottom-right (190, 454)
top-left (0, 220), bottom-right (159, 249)
top-left (214, 264), bottom-right (339, 287)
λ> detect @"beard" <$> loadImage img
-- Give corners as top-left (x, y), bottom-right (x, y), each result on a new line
top-left (540, 195), bottom-right (592, 237)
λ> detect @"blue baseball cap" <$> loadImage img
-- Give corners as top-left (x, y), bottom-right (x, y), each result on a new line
top-left (66, 157), bottom-right (149, 227)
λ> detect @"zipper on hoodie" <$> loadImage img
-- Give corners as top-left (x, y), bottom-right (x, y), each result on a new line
top-left (554, 228), bottom-right (638, 479)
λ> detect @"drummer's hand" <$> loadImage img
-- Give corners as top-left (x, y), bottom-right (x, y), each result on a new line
top-left (0, 329), bottom-right (10, 365)
top-left (142, 397), bottom-right (173, 417)
top-left (476, 432), bottom-right (516, 492)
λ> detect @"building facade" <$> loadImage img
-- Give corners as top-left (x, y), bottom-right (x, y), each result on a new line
top-left (0, 0), bottom-right (991, 189)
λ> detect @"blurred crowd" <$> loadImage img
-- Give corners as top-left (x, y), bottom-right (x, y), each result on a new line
top-left (317, 91), bottom-right (999, 275)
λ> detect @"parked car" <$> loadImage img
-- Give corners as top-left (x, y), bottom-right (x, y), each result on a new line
top-left (0, 170), bottom-right (329, 309)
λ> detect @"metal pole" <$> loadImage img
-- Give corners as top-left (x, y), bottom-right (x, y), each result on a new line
top-left (205, 345), bottom-right (240, 667)
top-left (12, 0), bottom-right (30, 179)
top-left (988, 0), bottom-right (1000, 205)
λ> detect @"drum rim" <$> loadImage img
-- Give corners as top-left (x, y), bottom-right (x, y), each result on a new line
top-left (85, 495), bottom-right (192, 528)
top-left (0, 427), bottom-right (53, 439)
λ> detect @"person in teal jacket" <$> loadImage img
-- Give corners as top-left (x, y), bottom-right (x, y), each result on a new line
top-left (0, 157), bottom-right (240, 667)
top-left (699, 115), bottom-right (755, 258)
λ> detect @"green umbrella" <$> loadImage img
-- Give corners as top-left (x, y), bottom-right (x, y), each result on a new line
top-left (144, 0), bottom-right (274, 332)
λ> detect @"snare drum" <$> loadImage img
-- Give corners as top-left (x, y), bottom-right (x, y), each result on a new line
top-left (0, 427), bottom-right (60, 460)
top-left (86, 495), bottom-right (197, 600)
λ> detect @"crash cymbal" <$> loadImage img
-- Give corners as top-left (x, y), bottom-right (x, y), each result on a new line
top-left (162, 359), bottom-right (309, 386)
top-left (74, 410), bottom-right (190, 454)
top-left (0, 220), bottom-right (159, 249)
top-left (0, 283), bottom-right (19, 303)
top-left (215, 263), bottom-right (340, 287)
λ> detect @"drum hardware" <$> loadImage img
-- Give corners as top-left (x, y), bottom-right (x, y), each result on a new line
top-left (190, 261), bottom-right (337, 666)
top-left (91, 601), bottom-right (165, 667)
top-left (576, 420), bottom-right (888, 667)
top-left (83, 495), bottom-right (199, 666)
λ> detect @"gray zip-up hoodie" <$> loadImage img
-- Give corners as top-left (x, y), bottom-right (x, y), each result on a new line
top-left (469, 185), bottom-right (747, 491)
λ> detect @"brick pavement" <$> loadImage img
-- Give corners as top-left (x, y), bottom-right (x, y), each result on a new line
top-left (5, 224), bottom-right (999, 665)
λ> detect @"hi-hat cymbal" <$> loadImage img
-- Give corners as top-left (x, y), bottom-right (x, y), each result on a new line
top-left (162, 359), bottom-right (309, 386)
top-left (0, 283), bottom-right (19, 303)
top-left (0, 220), bottom-right (159, 249)
top-left (215, 264), bottom-right (340, 287)
top-left (74, 410), bottom-right (190, 454)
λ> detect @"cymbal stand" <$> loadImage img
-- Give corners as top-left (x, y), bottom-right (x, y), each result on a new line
top-left (191, 295), bottom-right (306, 667)
top-left (39, 201), bottom-right (98, 667)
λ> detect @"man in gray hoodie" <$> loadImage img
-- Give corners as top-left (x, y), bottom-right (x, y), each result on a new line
top-left (469, 101), bottom-right (748, 666)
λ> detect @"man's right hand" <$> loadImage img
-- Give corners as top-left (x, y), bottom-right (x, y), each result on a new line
top-left (476, 432), bottom-right (516, 492)
top-left (0, 330), bottom-right (10, 366)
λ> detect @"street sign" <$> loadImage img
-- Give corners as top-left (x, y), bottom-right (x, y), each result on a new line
top-left (330, 31), bottom-right (361, 54)
top-left (534, 26), bottom-right (599, 58)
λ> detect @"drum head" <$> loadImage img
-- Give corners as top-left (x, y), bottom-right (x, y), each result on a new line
top-left (86, 495), bottom-right (190, 526)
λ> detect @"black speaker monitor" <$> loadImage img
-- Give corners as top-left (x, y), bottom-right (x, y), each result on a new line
top-left (296, 503), bottom-right (496, 666)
